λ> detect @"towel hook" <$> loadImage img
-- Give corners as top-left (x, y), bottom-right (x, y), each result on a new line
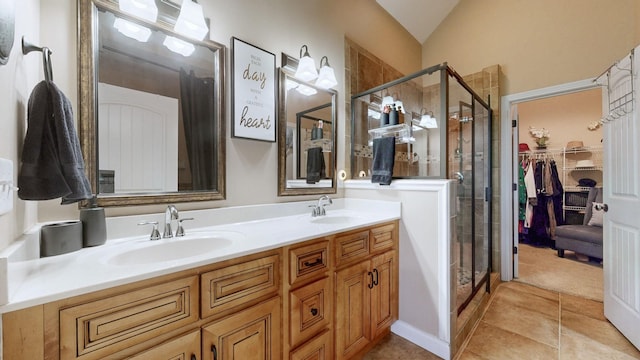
top-left (21, 37), bottom-right (53, 82)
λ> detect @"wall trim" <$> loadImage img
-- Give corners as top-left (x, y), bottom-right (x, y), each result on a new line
top-left (499, 79), bottom-right (600, 281)
top-left (392, 320), bottom-right (451, 360)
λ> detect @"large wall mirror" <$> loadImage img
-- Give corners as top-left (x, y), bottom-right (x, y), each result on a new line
top-left (278, 54), bottom-right (337, 196)
top-left (78, 0), bottom-right (226, 207)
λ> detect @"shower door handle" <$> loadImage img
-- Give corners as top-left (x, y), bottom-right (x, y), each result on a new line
top-left (454, 171), bottom-right (464, 184)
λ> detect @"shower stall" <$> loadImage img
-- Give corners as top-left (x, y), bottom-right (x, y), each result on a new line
top-left (350, 63), bottom-right (492, 315)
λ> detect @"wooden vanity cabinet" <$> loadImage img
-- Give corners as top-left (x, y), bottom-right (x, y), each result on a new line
top-left (334, 222), bottom-right (398, 360)
top-left (283, 239), bottom-right (333, 359)
top-left (1, 221), bottom-right (398, 360)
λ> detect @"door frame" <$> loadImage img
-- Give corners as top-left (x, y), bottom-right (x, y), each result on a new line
top-left (499, 79), bottom-right (600, 281)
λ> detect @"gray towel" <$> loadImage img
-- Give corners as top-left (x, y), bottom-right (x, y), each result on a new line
top-left (306, 147), bottom-right (325, 184)
top-left (371, 136), bottom-right (395, 185)
top-left (18, 81), bottom-right (92, 204)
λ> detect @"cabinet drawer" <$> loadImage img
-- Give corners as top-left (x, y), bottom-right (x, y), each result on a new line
top-left (129, 329), bottom-right (200, 360)
top-left (334, 230), bottom-right (370, 267)
top-left (290, 329), bottom-right (333, 360)
top-left (289, 240), bottom-right (329, 286)
top-left (370, 223), bottom-right (396, 254)
top-left (289, 277), bottom-right (330, 347)
top-left (201, 253), bottom-right (280, 319)
top-left (59, 276), bottom-right (199, 360)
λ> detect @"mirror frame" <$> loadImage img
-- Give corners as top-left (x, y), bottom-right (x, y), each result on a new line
top-left (78, 0), bottom-right (226, 207)
top-left (277, 53), bottom-right (337, 196)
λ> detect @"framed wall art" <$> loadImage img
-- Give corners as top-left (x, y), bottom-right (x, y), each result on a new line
top-left (231, 37), bottom-right (276, 142)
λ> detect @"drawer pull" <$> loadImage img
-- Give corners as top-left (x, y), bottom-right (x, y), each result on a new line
top-left (191, 354), bottom-right (197, 360)
top-left (212, 345), bottom-right (218, 360)
top-left (303, 258), bottom-right (323, 267)
top-left (373, 268), bottom-right (379, 286)
top-left (368, 271), bottom-right (374, 289)
top-left (310, 307), bottom-right (318, 316)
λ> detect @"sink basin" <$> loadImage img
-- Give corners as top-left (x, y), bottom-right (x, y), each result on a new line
top-left (309, 214), bottom-right (364, 224)
top-left (105, 232), bottom-right (240, 266)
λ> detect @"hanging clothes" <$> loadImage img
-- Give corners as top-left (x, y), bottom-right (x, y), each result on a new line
top-left (524, 156), bottom-right (563, 247)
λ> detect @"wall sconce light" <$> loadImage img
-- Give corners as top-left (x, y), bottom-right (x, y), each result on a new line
top-left (295, 45), bottom-right (318, 82)
top-left (419, 108), bottom-right (438, 128)
top-left (113, 18), bottom-right (152, 42)
top-left (163, 36), bottom-right (195, 56)
top-left (296, 84), bottom-right (318, 96)
top-left (315, 56), bottom-right (338, 89)
top-left (174, 0), bottom-right (209, 41)
top-left (118, 0), bottom-right (158, 23)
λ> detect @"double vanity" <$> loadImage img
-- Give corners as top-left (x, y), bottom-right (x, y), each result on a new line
top-left (1, 198), bottom-right (400, 360)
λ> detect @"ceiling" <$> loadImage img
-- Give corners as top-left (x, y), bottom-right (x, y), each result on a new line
top-left (375, 0), bottom-right (459, 44)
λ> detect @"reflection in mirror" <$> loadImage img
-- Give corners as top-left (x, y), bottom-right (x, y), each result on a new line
top-left (278, 54), bottom-right (337, 196)
top-left (79, 0), bottom-right (225, 207)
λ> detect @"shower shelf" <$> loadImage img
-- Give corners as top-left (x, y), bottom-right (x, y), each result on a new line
top-left (367, 121), bottom-right (426, 146)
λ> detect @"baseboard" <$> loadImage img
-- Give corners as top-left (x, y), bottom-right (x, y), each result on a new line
top-left (391, 320), bottom-right (450, 360)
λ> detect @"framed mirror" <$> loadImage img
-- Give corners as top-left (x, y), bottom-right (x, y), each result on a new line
top-left (278, 54), bottom-right (337, 196)
top-left (78, 0), bottom-right (226, 207)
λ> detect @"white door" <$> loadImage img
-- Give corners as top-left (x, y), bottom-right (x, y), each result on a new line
top-left (602, 49), bottom-right (640, 350)
top-left (98, 83), bottom-right (179, 193)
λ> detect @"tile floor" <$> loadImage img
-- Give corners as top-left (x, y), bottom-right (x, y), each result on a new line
top-left (365, 281), bottom-right (640, 360)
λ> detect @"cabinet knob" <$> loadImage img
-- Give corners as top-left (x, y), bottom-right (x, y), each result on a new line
top-left (310, 307), bottom-right (318, 316)
top-left (191, 354), bottom-right (197, 360)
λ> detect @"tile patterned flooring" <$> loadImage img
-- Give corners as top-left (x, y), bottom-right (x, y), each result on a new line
top-left (365, 281), bottom-right (640, 360)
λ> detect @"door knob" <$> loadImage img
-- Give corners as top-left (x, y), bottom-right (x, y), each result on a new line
top-left (595, 203), bottom-right (609, 212)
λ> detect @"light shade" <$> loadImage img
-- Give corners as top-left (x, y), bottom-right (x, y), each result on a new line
top-left (118, 0), bottom-right (158, 23)
top-left (315, 56), bottom-right (338, 89)
top-left (420, 113), bottom-right (438, 128)
top-left (113, 18), bottom-right (152, 42)
top-left (294, 45), bottom-right (318, 82)
top-left (163, 36), bottom-right (196, 56)
top-left (174, 0), bottom-right (209, 41)
top-left (296, 84), bottom-right (318, 96)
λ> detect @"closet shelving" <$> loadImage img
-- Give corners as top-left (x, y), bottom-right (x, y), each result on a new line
top-left (518, 145), bottom-right (603, 223)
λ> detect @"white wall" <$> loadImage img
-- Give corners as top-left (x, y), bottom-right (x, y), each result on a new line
top-left (345, 180), bottom-right (453, 359)
top-left (0, 0), bottom-right (41, 250)
top-left (0, 0), bottom-right (421, 245)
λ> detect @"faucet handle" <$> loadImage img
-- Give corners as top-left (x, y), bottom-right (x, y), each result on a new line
top-left (308, 204), bottom-right (319, 217)
top-left (138, 221), bottom-right (161, 240)
top-left (176, 217), bottom-right (194, 237)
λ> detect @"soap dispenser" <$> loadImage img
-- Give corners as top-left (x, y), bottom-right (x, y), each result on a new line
top-left (80, 196), bottom-right (106, 247)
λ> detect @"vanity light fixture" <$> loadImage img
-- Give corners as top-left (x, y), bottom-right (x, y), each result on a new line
top-left (419, 109), bottom-right (438, 128)
top-left (295, 45), bottom-right (318, 82)
top-left (296, 83), bottom-right (318, 96)
top-left (113, 18), bottom-right (152, 42)
top-left (315, 56), bottom-right (338, 89)
top-left (163, 35), bottom-right (195, 56)
top-left (118, 0), bottom-right (158, 23)
top-left (174, 0), bottom-right (209, 41)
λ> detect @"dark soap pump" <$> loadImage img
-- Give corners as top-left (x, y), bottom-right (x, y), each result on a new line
top-left (80, 196), bottom-right (107, 247)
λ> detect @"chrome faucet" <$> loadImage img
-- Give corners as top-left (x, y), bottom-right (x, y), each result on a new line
top-left (163, 205), bottom-right (179, 238)
top-left (309, 195), bottom-right (332, 217)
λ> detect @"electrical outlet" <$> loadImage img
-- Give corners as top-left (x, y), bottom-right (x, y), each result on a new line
top-left (0, 158), bottom-right (14, 215)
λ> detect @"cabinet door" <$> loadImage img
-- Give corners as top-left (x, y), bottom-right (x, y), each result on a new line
top-left (370, 251), bottom-right (397, 339)
top-left (334, 260), bottom-right (371, 360)
top-left (202, 297), bottom-right (281, 360)
top-left (289, 329), bottom-right (332, 360)
top-left (129, 329), bottom-right (200, 360)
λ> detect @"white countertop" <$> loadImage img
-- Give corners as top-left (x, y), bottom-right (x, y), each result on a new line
top-left (0, 198), bottom-right (400, 313)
